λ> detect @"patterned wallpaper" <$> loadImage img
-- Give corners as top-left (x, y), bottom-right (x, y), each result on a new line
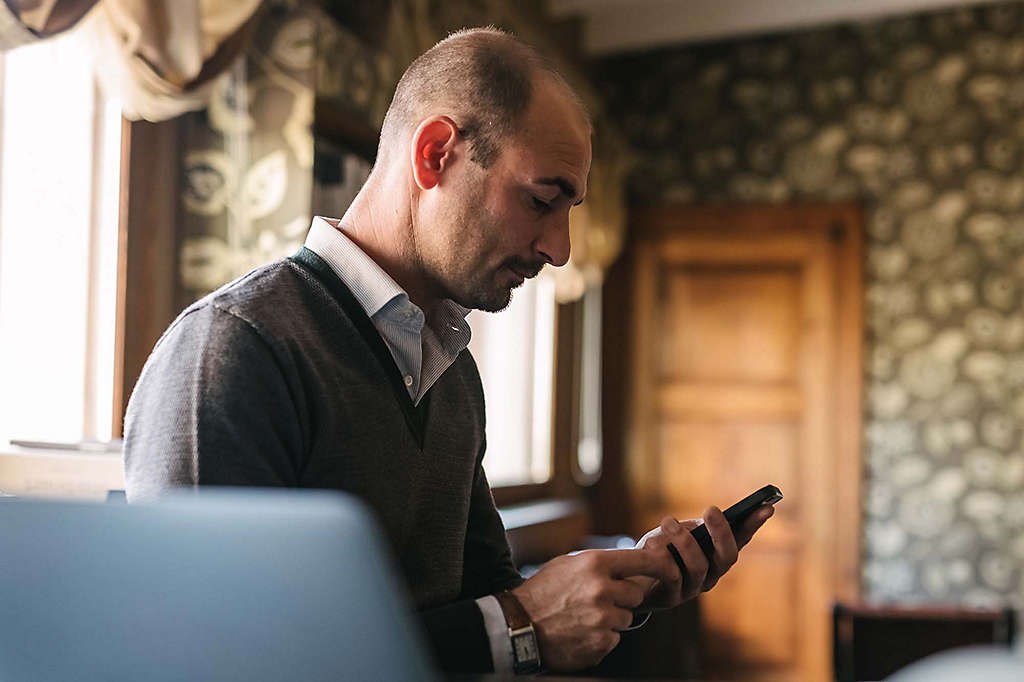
top-left (599, 2), bottom-right (1024, 608)
top-left (178, 0), bottom-right (319, 303)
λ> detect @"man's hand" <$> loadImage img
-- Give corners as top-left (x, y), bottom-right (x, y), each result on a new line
top-left (509, 505), bottom-right (774, 671)
top-left (511, 548), bottom-right (678, 671)
top-left (632, 504), bottom-right (774, 611)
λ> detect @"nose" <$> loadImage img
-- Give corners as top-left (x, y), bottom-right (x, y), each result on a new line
top-left (534, 213), bottom-right (571, 267)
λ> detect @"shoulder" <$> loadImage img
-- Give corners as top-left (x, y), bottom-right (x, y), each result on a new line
top-left (204, 258), bottom-right (318, 323)
top-left (161, 258), bottom-right (330, 349)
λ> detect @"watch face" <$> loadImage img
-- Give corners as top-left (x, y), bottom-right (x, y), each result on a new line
top-left (513, 632), bottom-right (538, 662)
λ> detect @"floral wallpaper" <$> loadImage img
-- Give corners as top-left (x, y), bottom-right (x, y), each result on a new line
top-left (178, 0), bottom-right (320, 303)
top-left (598, 2), bottom-right (1024, 607)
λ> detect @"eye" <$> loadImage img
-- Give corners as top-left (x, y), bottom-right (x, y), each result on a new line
top-left (531, 196), bottom-right (552, 214)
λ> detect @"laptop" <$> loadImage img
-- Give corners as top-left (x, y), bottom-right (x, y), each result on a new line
top-left (0, 489), bottom-right (439, 681)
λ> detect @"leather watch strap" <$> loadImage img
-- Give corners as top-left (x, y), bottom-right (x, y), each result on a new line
top-left (495, 590), bottom-right (531, 630)
top-left (495, 590), bottom-right (542, 674)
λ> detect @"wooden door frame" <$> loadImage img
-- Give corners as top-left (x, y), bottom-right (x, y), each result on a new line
top-left (624, 201), bottom-right (864, 607)
top-left (111, 118), bottom-right (184, 437)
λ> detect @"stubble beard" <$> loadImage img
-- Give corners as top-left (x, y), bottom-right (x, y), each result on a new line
top-left (439, 245), bottom-right (517, 313)
top-left (430, 176), bottom-right (518, 312)
top-left (464, 274), bottom-right (516, 312)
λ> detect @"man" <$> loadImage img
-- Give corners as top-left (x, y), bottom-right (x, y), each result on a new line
top-left (124, 27), bottom-right (773, 674)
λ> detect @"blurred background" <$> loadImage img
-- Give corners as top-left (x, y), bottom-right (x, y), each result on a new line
top-left (2, 0), bottom-right (1024, 679)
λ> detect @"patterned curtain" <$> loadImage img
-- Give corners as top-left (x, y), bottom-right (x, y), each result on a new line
top-left (86, 0), bottom-right (263, 121)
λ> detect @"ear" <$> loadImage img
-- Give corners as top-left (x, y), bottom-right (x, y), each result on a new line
top-left (410, 116), bottom-right (459, 191)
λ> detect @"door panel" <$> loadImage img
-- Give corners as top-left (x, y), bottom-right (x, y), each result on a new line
top-left (625, 205), bottom-right (862, 682)
top-left (659, 422), bottom-right (801, 515)
top-left (703, 550), bottom-right (799, 666)
top-left (661, 266), bottom-right (802, 383)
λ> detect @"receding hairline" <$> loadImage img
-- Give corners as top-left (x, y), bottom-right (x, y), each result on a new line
top-left (376, 26), bottom-right (591, 165)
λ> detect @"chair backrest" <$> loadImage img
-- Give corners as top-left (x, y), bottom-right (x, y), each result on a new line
top-left (0, 489), bottom-right (439, 682)
top-left (833, 602), bottom-right (1016, 682)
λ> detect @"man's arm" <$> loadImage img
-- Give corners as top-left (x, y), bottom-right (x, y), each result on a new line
top-left (417, 599), bottom-right (494, 672)
top-left (411, 441), bottom-right (524, 674)
top-left (460, 444), bottom-right (524, 673)
top-left (123, 304), bottom-right (305, 499)
top-left (461, 440), bottom-right (523, 597)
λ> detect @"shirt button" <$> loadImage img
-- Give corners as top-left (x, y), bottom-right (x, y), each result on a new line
top-left (404, 375), bottom-right (414, 387)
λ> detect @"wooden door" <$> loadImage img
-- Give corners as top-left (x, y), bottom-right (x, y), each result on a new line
top-left (625, 205), bottom-right (862, 682)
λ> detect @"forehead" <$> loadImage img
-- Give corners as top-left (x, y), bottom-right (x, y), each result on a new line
top-left (505, 77), bottom-right (592, 195)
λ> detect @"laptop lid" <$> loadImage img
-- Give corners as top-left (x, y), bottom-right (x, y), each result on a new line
top-left (0, 489), bottom-right (439, 681)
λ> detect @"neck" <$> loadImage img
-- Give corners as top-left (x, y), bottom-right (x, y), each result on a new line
top-left (338, 169), bottom-right (441, 311)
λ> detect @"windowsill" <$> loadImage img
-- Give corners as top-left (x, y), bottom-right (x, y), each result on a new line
top-left (0, 441), bottom-right (124, 500)
top-left (0, 445), bottom-right (590, 543)
top-left (498, 496), bottom-right (590, 567)
top-left (498, 497), bottom-right (586, 530)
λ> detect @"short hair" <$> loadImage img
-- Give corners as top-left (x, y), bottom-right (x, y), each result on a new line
top-left (378, 27), bottom-right (585, 168)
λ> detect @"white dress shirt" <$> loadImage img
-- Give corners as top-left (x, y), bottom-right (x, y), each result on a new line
top-left (304, 216), bottom-right (515, 673)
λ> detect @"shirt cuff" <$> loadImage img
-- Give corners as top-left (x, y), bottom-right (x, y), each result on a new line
top-left (475, 595), bottom-right (513, 675)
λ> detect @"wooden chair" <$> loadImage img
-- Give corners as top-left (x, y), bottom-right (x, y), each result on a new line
top-left (833, 602), bottom-right (1016, 681)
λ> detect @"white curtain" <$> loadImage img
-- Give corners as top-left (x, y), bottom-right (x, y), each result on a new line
top-left (2, 0), bottom-right (264, 121)
top-left (86, 0), bottom-right (263, 121)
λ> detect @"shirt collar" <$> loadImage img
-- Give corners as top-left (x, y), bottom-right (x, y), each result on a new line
top-left (303, 216), bottom-right (472, 349)
top-left (304, 216), bottom-right (407, 319)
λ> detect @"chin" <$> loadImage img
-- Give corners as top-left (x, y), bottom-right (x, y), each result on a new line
top-left (456, 286), bottom-right (514, 313)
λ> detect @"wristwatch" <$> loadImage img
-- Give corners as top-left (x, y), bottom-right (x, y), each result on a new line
top-left (495, 590), bottom-right (542, 674)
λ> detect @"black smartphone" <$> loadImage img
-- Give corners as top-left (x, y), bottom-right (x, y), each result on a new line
top-left (688, 484), bottom-right (783, 558)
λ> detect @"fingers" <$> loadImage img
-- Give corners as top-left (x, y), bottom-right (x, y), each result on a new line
top-left (734, 504), bottom-right (774, 549)
top-left (646, 519), bottom-right (709, 591)
top-left (636, 517), bottom-right (697, 548)
top-left (603, 606), bottom-right (636, 632)
top-left (599, 548), bottom-right (677, 584)
top-left (666, 531), bottom-right (709, 590)
top-left (594, 577), bottom-right (646, 610)
top-left (599, 630), bottom-right (621, 656)
top-left (702, 506), bottom-right (739, 573)
top-left (634, 526), bottom-right (660, 549)
top-left (661, 515), bottom-right (698, 533)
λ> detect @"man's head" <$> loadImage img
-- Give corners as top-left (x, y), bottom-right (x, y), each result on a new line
top-left (375, 27), bottom-right (592, 312)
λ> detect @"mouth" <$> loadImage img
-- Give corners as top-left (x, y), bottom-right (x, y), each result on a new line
top-left (504, 262), bottom-right (544, 282)
top-left (502, 265), bottom-right (526, 287)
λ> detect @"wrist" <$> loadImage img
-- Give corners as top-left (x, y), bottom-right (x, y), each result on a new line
top-left (495, 590), bottom-right (542, 674)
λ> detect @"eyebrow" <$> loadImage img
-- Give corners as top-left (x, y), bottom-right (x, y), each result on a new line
top-left (536, 177), bottom-right (585, 206)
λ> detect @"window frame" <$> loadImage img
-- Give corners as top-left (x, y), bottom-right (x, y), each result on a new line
top-left (112, 117), bottom-right (185, 436)
top-left (491, 298), bottom-right (585, 507)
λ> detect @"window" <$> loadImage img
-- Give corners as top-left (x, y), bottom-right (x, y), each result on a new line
top-left (469, 273), bottom-right (557, 487)
top-left (0, 28), bottom-right (122, 446)
top-left (575, 282), bottom-right (603, 483)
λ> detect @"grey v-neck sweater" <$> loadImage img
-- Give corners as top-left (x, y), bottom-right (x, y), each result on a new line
top-left (124, 249), bottom-right (522, 670)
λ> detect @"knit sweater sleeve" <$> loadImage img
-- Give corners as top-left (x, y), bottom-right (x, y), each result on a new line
top-left (416, 437), bottom-right (522, 673)
top-left (460, 437), bottom-right (524, 597)
top-left (123, 303), bottom-right (305, 499)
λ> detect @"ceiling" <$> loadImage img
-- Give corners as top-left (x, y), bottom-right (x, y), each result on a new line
top-left (548, 0), bottom-right (1012, 55)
